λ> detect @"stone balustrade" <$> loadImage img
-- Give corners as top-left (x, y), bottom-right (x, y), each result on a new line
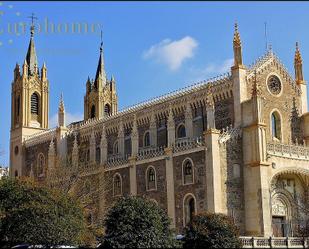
top-left (106, 154), bottom-right (129, 168)
top-left (137, 146), bottom-right (165, 161)
top-left (172, 136), bottom-right (204, 153)
top-left (240, 236), bottom-right (308, 248)
top-left (267, 142), bottom-right (309, 161)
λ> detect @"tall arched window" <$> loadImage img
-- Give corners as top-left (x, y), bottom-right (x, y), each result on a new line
top-left (96, 147), bottom-right (101, 163)
top-left (14, 170), bottom-right (18, 178)
top-left (91, 105), bottom-right (96, 119)
top-left (183, 158), bottom-right (194, 185)
top-left (144, 131), bottom-right (150, 147)
top-left (16, 96), bottom-right (20, 117)
top-left (146, 166), bottom-right (156, 191)
top-left (31, 92), bottom-right (39, 115)
top-left (177, 124), bottom-right (186, 139)
top-left (37, 153), bottom-right (45, 177)
top-left (271, 111), bottom-right (281, 140)
top-left (113, 141), bottom-right (119, 155)
top-left (183, 194), bottom-right (196, 226)
top-left (113, 174), bottom-right (122, 196)
top-left (104, 104), bottom-right (111, 116)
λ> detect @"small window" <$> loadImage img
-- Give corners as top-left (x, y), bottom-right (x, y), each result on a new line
top-left (147, 166), bottom-right (156, 191)
top-left (183, 159), bottom-right (193, 185)
top-left (16, 96), bottom-right (20, 117)
top-left (31, 93), bottom-right (39, 115)
top-left (96, 147), bottom-right (101, 163)
top-left (233, 164), bottom-right (241, 178)
top-left (144, 131), bottom-right (150, 147)
top-left (14, 146), bottom-right (19, 155)
top-left (177, 124), bottom-right (186, 139)
top-left (104, 104), bottom-right (111, 116)
top-left (113, 174), bottom-right (122, 196)
top-left (271, 111), bottom-right (281, 140)
top-left (14, 170), bottom-right (18, 177)
top-left (91, 105), bottom-right (96, 119)
top-left (113, 141), bottom-right (119, 155)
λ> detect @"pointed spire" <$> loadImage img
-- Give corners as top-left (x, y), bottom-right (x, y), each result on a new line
top-left (58, 93), bottom-right (65, 127)
top-left (41, 62), bottom-right (47, 81)
top-left (25, 18), bottom-right (38, 76)
top-left (232, 22), bottom-right (243, 68)
top-left (94, 31), bottom-right (106, 89)
top-left (294, 42), bottom-right (305, 84)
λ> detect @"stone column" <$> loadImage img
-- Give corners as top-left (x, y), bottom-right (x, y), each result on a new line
top-left (72, 134), bottom-right (79, 167)
top-left (204, 128), bottom-right (222, 213)
top-left (100, 126), bottom-right (107, 164)
top-left (149, 112), bottom-right (157, 147)
top-left (131, 115), bottom-right (139, 156)
top-left (165, 147), bottom-right (176, 228)
top-left (185, 103), bottom-right (193, 138)
top-left (206, 91), bottom-right (215, 130)
top-left (89, 130), bottom-right (96, 163)
top-left (167, 108), bottom-right (175, 147)
top-left (118, 121), bottom-right (125, 156)
top-left (129, 156), bottom-right (137, 196)
top-left (48, 139), bottom-right (56, 170)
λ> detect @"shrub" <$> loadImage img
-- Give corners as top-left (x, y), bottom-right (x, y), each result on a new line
top-left (183, 212), bottom-right (242, 248)
top-left (102, 196), bottom-right (179, 248)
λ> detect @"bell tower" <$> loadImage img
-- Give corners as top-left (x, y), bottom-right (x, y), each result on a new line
top-left (84, 38), bottom-right (118, 120)
top-left (10, 19), bottom-right (49, 177)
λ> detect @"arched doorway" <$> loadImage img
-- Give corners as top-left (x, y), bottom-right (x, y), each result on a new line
top-left (183, 194), bottom-right (196, 226)
top-left (270, 169), bottom-right (309, 237)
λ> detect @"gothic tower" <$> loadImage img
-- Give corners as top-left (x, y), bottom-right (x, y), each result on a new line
top-left (10, 23), bottom-right (49, 177)
top-left (84, 41), bottom-right (117, 120)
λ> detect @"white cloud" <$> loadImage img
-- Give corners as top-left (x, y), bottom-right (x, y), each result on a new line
top-left (189, 58), bottom-right (234, 81)
top-left (49, 112), bottom-right (83, 128)
top-left (143, 36), bottom-right (198, 71)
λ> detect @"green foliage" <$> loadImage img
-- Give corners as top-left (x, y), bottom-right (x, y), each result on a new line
top-left (102, 196), bottom-right (179, 248)
top-left (183, 212), bottom-right (242, 249)
top-left (0, 178), bottom-right (86, 247)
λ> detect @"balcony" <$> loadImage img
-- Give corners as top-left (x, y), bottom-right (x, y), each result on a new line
top-left (137, 146), bottom-right (165, 161)
top-left (106, 154), bottom-right (129, 168)
top-left (267, 142), bottom-right (309, 161)
top-left (172, 136), bottom-right (204, 153)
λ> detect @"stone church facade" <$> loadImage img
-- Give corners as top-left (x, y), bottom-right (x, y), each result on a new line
top-left (9, 23), bottom-right (309, 237)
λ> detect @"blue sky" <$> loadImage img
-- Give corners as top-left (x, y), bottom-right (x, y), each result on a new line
top-left (1, 1), bottom-right (309, 166)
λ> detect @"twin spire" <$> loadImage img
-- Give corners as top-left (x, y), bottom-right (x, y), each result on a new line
top-left (232, 22), bottom-right (243, 68)
top-left (25, 20), bottom-right (39, 76)
top-left (294, 42), bottom-right (304, 84)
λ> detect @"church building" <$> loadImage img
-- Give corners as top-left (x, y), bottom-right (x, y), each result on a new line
top-left (9, 22), bottom-right (309, 238)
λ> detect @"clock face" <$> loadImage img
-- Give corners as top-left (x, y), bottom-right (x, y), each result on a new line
top-left (267, 75), bottom-right (282, 95)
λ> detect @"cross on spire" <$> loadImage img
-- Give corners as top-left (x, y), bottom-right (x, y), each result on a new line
top-left (27, 13), bottom-right (37, 37)
top-left (100, 30), bottom-right (103, 52)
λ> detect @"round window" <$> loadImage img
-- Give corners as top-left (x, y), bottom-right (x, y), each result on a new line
top-left (267, 75), bottom-right (282, 95)
top-left (14, 146), bottom-right (19, 155)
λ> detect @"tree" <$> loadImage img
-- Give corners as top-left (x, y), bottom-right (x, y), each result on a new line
top-left (102, 196), bottom-right (179, 248)
top-left (0, 177), bottom-right (86, 248)
top-left (45, 156), bottom-right (111, 246)
top-left (183, 212), bottom-right (242, 249)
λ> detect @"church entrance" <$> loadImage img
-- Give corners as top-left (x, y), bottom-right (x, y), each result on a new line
top-left (272, 216), bottom-right (285, 237)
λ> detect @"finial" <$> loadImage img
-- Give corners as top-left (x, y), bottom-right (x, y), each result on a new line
top-left (100, 30), bottom-right (103, 52)
top-left (59, 92), bottom-right (65, 112)
top-left (252, 69), bottom-right (261, 97)
top-left (27, 13), bottom-right (37, 38)
top-left (295, 41), bottom-right (302, 64)
top-left (233, 22), bottom-right (241, 47)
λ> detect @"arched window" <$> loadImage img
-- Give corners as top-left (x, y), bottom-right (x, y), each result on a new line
top-left (104, 104), bottom-right (111, 116)
top-left (113, 173), bottom-right (122, 196)
top-left (177, 124), bottom-right (186, 139)
top-left (113, 141), bottom-right (119, 155)
top-left (146, 166), bottom-right (156, 191)
top-left (31, 92), bottom-right (39, 115)
top-left (14, 170), bottom-right (18, 178)
top-left (183, 194), bottom-right (196, 226)
top-left (37, 153), bottom-right (45, 177)
top-left (271, 111), bottom-right (281, 140)
top-left (96, 147), bottom-right (101, 163)
top-left (144, 131), bottom-right (150, 147)
top-left (16, 96), bottom-right (20, 117)
top-left (91, 105), bottom-right (96, 119)
top-left (183, 158), bottom-right (194, 185)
